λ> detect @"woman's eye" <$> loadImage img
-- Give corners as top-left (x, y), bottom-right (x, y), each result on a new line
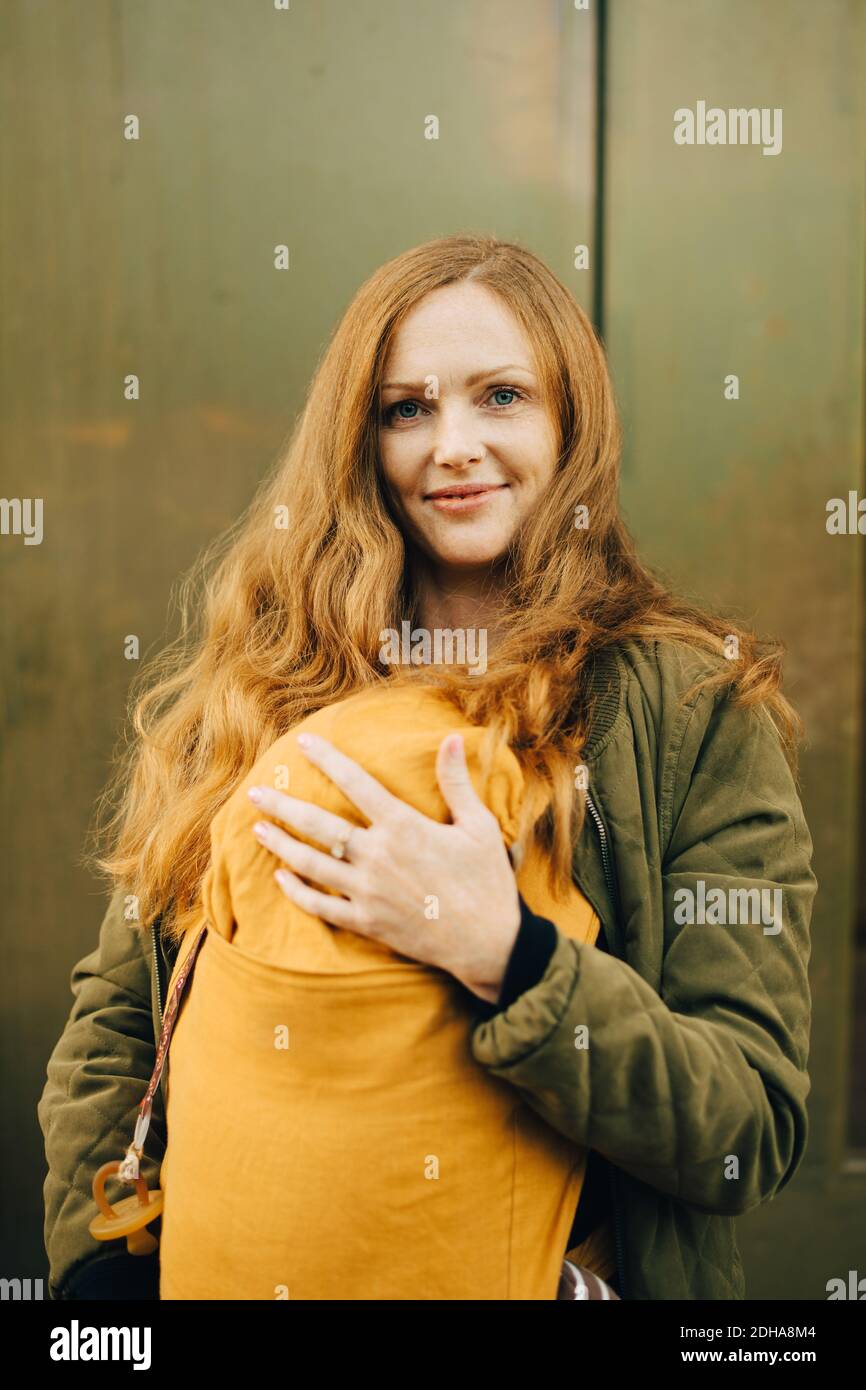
top-left (490, 387), bottom-right (522, 407)
top-left (383, 386), bottom-right (523, 425)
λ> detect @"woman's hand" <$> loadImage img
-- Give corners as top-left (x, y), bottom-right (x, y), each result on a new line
top-left (247, 730), bottom-right (522, 1004)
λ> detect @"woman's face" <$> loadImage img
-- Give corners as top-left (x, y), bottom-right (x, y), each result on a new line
top-left (377, 282), bottom-right (560, 576)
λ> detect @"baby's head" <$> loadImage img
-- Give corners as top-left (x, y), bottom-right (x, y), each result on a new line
top-left (200, 682), bottom-right (570, 968)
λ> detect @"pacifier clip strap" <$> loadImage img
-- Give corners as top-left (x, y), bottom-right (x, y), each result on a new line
top-left (118, 921), bottom-right (209, 1182)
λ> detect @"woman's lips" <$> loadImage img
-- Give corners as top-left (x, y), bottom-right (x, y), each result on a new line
top-left (426, 485), bottom-right (509, 513)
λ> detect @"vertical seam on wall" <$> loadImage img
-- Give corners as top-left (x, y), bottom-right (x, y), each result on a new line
top-left (850, 92), bottom-right (866, 1152)
top-left (592, 0), bottom-right (608, 337)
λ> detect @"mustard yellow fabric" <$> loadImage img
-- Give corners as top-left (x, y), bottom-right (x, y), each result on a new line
top-left (159, 684), bottom-right (614, 1300)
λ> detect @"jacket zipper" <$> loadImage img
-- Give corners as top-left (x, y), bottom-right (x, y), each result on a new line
top-left (583, 788), bottom-right (628, 1301)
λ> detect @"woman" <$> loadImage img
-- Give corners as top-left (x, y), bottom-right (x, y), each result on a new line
top-left (38, 233), bottom-right (816, 1301)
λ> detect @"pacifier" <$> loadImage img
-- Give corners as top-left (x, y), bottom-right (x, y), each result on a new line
top-left (88, 1159), bottom-right (163, 1256)
top-left (87, 920), bottom-right (208, 1257)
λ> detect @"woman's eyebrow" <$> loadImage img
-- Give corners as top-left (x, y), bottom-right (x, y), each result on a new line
top-left (380, 364), bottom-right (536, 392)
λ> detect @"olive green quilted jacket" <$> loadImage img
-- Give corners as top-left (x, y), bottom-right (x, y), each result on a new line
top-left (37, 639), bottom-right (816, 1300)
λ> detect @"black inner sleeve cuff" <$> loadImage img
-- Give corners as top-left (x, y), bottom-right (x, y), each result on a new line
top-left (495, 894), bottom-right (559, 1011)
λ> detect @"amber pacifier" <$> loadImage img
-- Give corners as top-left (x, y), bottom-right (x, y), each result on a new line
top-left (88, 1160), bottom-right (164, 1255)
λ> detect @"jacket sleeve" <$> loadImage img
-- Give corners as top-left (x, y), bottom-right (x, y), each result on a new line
top-left (36, 887), bottom-right (165, 1299)
top-left (470, 691), bottom-right (816, 1217)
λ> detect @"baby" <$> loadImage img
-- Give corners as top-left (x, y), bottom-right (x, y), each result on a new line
top-left (158, 683), bottom-right (611, 1300)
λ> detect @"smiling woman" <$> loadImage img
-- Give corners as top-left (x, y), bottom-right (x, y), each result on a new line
top-left (39, 233), bottom-right (815, 1302)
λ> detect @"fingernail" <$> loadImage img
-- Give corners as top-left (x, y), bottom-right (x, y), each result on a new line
top-left (248, 787), bottom-right (262, 803)
top-left (253, 821), bottom-right (269, 838)
top-left (449, 734), bottom-right (463, 759)
top-left (297, 732), bottom-right (312, 747)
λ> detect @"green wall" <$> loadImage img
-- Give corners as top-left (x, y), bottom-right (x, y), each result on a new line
top-left (1, 0), bottom-right (863, 1299)
top-left (605, 0), bottom-right (866, 1298)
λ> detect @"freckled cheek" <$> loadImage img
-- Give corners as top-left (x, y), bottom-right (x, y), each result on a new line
top-left (378, 442), bottom-right (413, 498)
top-left (497, 421), bottom-right (554, 475)
top-left (380, 449), bottom-right (428, 508)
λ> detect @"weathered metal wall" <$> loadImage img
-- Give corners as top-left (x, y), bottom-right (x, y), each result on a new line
top-left (605, 0), bottom-right (866, 1298)
top-left (0, 0), bottom-right (597, 1284)
top-left (2, 0), bottom-right (863, 1299)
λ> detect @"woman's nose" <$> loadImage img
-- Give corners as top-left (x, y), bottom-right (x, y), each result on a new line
top-left (430, 402), bottom-right (485, 467)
